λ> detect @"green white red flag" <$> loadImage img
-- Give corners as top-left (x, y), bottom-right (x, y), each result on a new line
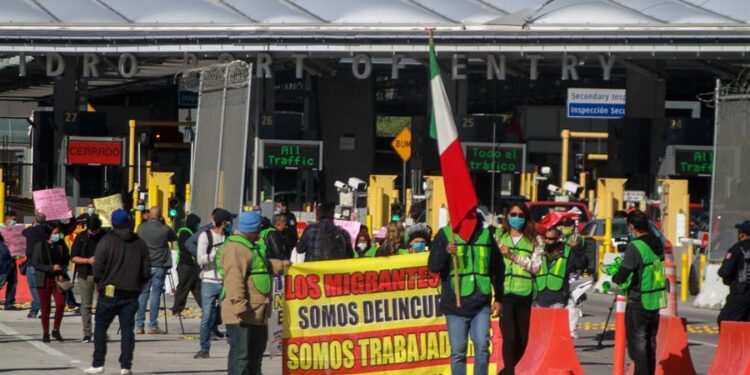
top-left (429, 35), bottom-right (478, 240)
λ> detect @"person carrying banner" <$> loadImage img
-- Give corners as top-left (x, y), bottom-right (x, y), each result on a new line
top-left (428, 213), bottom-right (504, 375)
top-left (497, 202), bottom-right (544, 375)
top-left (219, 211), bottom-right (289, 375)
top-left (353, 230), bottom-right (378, 258)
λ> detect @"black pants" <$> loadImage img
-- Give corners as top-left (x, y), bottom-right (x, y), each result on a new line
top-left (172, 264), bottom-right (202, 313)
top-left (226, 323), bottom-right (268, 375)
top-left (717, 286), bottom-right (750, 325)
top-left (500, 295), bottom-right (532, 375)
top-left (92, 295), bottom-right (139, 370)
top-left (625, 302), bottom-right (659, 375)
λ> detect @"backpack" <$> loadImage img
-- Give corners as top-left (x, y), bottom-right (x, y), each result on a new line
top-left (186, 225), bottom-right (213, 259)
top-left (320, 224), bottom-right (348, 261)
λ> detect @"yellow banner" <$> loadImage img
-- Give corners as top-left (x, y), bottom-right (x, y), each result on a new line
top-left (282, 253), bottom-right (502, 375)
top-left (93, 194), bottom-right (123, 228)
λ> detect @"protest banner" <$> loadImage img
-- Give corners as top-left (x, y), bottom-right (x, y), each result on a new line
top-left (268, 274), bottom-right (284, 357)
top-left (93, 193), bottom-right (123, 227)
top-left (32, 188), bottom-right (72, 221)
top-left (283, 253), bottom-right (502, 374)
top-left (0, 225), bottom-right (27, 257)
top-left (334, 219), bottom-right (362, 246)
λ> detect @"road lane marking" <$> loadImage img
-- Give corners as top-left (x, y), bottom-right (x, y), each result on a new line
top-left (688, 339), bottom-right (718, 348)
top-left (0, 322), bottom-right (84, 367)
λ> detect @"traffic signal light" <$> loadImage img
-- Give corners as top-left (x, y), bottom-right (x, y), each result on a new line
top-left (168, 197), bottom-right (179, 219)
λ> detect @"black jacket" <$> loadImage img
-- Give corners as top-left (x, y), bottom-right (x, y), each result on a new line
top-left (177, 214), bottom-right (201, 266)
top-left (93, 228), bottom-right (151, 296)
top-left (30, 240), bottom-right (70, 286)
top-left (70, 230), bottom-right (107, 279)
top-left (264, 228), bottom-right (290, 260)
top-left (428, 224), bottom-right (504, 318)
top-left (613, 233), bottom-right (664, 302)
top-left (718, 239), bottom-right (750, 286)
top-left (22, 225), bottom-right (47, 262)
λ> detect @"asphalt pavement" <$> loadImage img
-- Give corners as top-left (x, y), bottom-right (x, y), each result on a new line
top-left (0, 290), bottom-right (720, 374)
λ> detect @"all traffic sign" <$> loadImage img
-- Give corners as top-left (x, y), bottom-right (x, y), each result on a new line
top-left (391, 127), bottom-right (411, 161)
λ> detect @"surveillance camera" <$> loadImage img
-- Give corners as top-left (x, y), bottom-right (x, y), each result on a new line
top-left (541, 166), bottom-right (552, 175)
top-left (348, 177), bottom-right (366, 191)
top-left (547, 184), bottom-right (561, 194)
top-left (334, 181), bottom-right (347, 191)
top-left (564, 181), bottom-right (582, 195)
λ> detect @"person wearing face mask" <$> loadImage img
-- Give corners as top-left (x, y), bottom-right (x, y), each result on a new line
top-left (87, 202), bottom-right (96, 217)
top-left (71, 215), bottom-right (107, 342)
top-left (496, 202), bottom-right (544, 375)
top-left (31, 223), bottom-right (70, 342)
top-left (399, 228), bottom-right (431, 255)
top-left (353, 231), bottom-right (378, 258)
top-left (275, 200), bottom-right (298, 248)
top-left (717, 220), bottom-right (750, 324)
top-left (608, 210), bottom-right (667, 375)
top-left (194, 208), bottom-right (233, 359)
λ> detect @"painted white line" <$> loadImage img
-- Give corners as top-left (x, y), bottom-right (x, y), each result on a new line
top-left (0, 322), bottom-right (84, 366)
top-left (688, 339), bottom-right (718, 348)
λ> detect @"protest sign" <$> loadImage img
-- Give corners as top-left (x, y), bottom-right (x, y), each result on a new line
top-left (0, 225), bottom-right (27, 257)
top-left (283, 253), bottom-right (502, 374)
top-left (93, 194), bottom-right (123, 227)
top-left (32, 188), bottom-right (72, 221)
top-left (334, 219), bottom-right (362, 246)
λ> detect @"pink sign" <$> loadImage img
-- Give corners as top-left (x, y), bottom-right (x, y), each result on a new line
top-left (334, 219), bottom-right (363, 247)
top-left (32, 188), bottom-right (73, 221)
top-left (1, 225), bottom-right (27, 257)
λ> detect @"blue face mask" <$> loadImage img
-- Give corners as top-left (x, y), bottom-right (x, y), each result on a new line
top-left (508, 217), bottom-right (526, 230)
top-left (137, 205), bottom-right (145, 212)
top-left (51, 233), bottom-right (61, 243)
top-left (225, 223), bottom-right (233, 234)
top-left (9, 220), bottom-right (16, 226)
top-left (412, 241), bottom-right (427, 252)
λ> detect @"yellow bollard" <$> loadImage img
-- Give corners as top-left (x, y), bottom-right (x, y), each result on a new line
top-left (520, 173), bottom-right (527, 198)
top-left (133, 183), bottom-right (142, 230)
top-left (588, 189), bottom-right (595, 214)
top-left (699, 254), bottom-right (707, 292)
top-left (128, 120), bottom-right (136, 189)
top-left (681, 253), bottom-right (689, 302)
top-left (366, 215), bottom-right (373, 237)
top-left (531, 172), bottom-right (539, 202)
top-left (604, 217), bottom-right (613, 254)
top-left (184, 183), bottom-right (191, 214)
top-left (597, 245), bottom-right (605, 281)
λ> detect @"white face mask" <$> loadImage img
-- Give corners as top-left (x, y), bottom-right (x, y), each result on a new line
top-left (87, 208), bottom-right (95, 215)
top-left (357, 243), bottom-right (368, 251)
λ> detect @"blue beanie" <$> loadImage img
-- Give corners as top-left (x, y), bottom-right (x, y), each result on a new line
top-left (238, 211), bottom-right (261, 234)
top-left (111, 209), bottom-right (130, 226)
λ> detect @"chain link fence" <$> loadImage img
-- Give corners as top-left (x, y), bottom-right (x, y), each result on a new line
top-left (709, 79), bottom-right (750, 260)
top-left (178, 61), bottom-right (253, 220)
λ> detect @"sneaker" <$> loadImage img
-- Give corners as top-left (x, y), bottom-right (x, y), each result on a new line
top-left (83, 367), bottom-right (104, 374)
top-left (136, 327), bottom-right (145, 335)
top-left (211, 329), bottom-right (225, 339)
top-left (120, 369), bottom-right (133, 375)
top-left (51, 330), bottom-right (64, 342)
top-left (42, 334), bottom-right (50, 343)
top-left (193, 351), bottom-right (210, 359)
top-left (4, 305), bottom-right (19, 311)
top-left (147, 327), bottom-right (166, 335)
top-left (82, 336), bottom-right (92, 343)
top-left (27, 312), bottom-right (38, 319)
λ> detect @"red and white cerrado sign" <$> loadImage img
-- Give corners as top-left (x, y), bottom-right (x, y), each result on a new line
top-left (67, 140), bottom-right (122, 166)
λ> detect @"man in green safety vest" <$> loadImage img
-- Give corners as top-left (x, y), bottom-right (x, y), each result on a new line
top-left (171, 213), bottom-right (202, 316)
top-left (428, 216), bottom-right (505, 375)
top-left (259, 214), bottom-right (291, 260)
top-left (534, 228), bottom-right (574, 308)
top-left (220, 211), bottom-right (289, 375)
top-left (607, 210), bottom-right (667, 375)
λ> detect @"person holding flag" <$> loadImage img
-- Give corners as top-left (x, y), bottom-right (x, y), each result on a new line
top-left (424, 31), bottom-right (505, 375)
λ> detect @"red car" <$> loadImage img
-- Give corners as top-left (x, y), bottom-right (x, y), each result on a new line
top-left (526, 201), bottom-right (593, 235)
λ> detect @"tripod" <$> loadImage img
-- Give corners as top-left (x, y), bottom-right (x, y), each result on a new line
top-left (596, 295), bottom-right (618, 348)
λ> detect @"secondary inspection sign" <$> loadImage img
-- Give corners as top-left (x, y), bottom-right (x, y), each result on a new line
top-left (567, 88), bottom-right (626, 119)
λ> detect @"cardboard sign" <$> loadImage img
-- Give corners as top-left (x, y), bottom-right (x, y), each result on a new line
top-left (334, 219), bottom-right (362, 247)
top-left (93, 194), bottom-right (123, 228)
top-left (32, 188), bottom-right (72, 221)
top-left (1, 225), bottom-right (27, 257)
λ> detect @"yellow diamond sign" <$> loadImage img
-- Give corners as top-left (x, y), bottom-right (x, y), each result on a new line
top-left (391, 127), bottom-right (412, 162)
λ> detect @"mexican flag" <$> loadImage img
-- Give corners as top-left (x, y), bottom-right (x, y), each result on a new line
top-left (429, 35), bottom-right (478, 241)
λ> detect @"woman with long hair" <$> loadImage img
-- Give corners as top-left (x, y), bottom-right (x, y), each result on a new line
top-left (496, 202), bottom-right (544, 374)
top-left (30, 223), bottom-right (70, 342)
top-left (353, 230), bottom-right (378, 258)
top-left (376, 222), bottom-right (406, 257)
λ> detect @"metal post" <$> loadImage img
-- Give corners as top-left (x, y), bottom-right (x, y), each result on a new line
top-left (681, 253), bottom-right (689, 302)
top-left (402, 161), bottom-right (407, 206)
top-left (128, 120), bottom-right (135, 188)
top-left (137, 141), bottom-right (141, 186)
top-left (561, 129), bottom-right (570, 187)
top-left (213, 66), bottom-right (230, 208)
top-left (699, 254), bottom-right (707, 291)
top-left (185, 183), bottom-right (191, 214)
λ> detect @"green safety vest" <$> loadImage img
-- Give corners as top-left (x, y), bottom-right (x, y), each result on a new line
top-left (631, 240), bottom-right (668, 311)
top-left (215, 234), bottom-right (272, 296)
top-left (259, 227), bottom-right (276, 243)
top-left (445, 227), bottom-right (492, 297)
top-left (353, 246), bottom-right (378, 258)
top-left (536, 246), bottom-right (571, 292)
top-left (175, 227), bottom-right (194, 264)
top-left (397, 248), bottom-right (411, 255)
top-left (496, 228), bottom-right (535, 297)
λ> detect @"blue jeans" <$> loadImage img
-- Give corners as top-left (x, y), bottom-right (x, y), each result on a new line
top-left (136, 267), bottom-right (167, 329)
top-left (25, 266), bottom-right (41, 314)
top-left (445, 306), bottom-right (490, 375)
top-left (199, 282), bottom-right (223, 352)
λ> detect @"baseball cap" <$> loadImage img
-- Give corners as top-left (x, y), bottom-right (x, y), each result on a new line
top-left (735, 220), bottom-right (750, 235)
